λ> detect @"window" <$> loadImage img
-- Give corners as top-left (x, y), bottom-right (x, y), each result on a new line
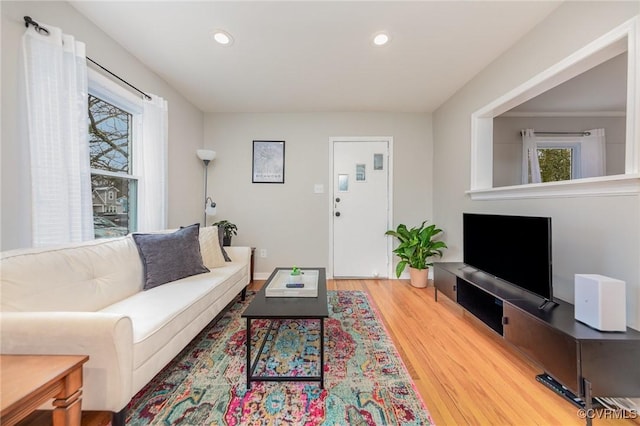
top-left (88, 72), bottom-right (141, 239)
top-left (523, 133), bottom-right (603, 185)
top-left (536, 142), bottom-right (580, 183)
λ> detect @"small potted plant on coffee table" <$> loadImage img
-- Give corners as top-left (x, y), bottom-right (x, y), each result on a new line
top-left (289, 266), bottom-right (303, 285)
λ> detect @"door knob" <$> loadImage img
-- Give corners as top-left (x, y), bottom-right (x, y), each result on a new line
top-left (335, 197), bottom-right (341, 203)
top-left (335, 211), bottom-right (341, 217)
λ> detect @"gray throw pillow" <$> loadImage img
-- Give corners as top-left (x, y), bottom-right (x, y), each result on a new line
top-left (217, 226), bottom-right (232, 262)
top-left (133, 224), bottom-right (210, 290)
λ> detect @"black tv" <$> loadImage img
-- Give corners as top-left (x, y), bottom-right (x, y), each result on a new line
top-left (463, 213), bottom-right (553, 302)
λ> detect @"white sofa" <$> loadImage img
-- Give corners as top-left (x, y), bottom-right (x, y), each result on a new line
top-left (0, 227), bottom-right (250, 424)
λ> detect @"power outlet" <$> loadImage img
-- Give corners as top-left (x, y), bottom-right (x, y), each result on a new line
top-left (260, 249), bottom-right (267, 258)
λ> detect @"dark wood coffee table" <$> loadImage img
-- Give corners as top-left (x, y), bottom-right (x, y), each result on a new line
top-left (242, 267), bottom-right (328, 389)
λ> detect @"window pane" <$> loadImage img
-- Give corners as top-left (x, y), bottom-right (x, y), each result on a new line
top-left (92, 175), bottom-right (136, 238)
top-left (89, 95), bottom-right (132, 173)
top-left (537, 148), bottom-right (572, 182)
top-left (338, 174), bottom-right (349, 192)
top-left (373, 153), bottom-right (384, 170)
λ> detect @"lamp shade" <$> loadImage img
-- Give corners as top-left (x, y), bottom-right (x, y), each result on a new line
top-left (197, 149), bottom-right (216, 161)
top-left (205, 204), bottom-right (217, 216)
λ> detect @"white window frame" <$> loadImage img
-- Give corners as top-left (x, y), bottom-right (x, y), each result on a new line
top-left (469, 17), bottom-right (640, 200)
top-left (88, 68), bottom-right (143, 233)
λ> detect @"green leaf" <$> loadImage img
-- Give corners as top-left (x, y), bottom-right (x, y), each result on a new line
top-left (395, 260), bottom-right (407, 278)
top-left (386, 220), bottom-right (448, 274)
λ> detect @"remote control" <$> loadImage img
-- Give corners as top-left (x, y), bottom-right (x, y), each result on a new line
top-left (286, 283), bottom-right (304, 288)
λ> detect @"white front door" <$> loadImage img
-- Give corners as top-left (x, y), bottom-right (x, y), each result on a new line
top-left (331, 138), bottom-right (391, 278)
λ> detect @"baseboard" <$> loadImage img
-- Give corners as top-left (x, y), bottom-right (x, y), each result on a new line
top-left (253, 272), bottom-right (272, 280)
top-left (254, 270), bottom-right (432, 281)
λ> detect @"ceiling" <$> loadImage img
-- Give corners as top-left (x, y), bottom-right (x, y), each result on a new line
top-left (70, 1), bottom-right (562, 113)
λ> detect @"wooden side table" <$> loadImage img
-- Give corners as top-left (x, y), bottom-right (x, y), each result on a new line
top-left (1, 354), bottom-right (89, 426)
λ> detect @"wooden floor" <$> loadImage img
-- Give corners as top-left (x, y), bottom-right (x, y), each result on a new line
top-left (22, 279), bottom-right (638, 426)
top-left (333, 279), bottom-right (640, 426)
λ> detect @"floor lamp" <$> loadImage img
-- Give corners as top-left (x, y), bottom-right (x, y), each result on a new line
top-left (197, 149), bottom-right (217, 226)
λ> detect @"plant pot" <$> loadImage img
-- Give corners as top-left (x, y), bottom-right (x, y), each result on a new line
top-left (223, 236), bottom-right (231, 247)
top-left (409, 267), bottom-right (429, 288)
top-left (289, 274), bottom-right (302, 284)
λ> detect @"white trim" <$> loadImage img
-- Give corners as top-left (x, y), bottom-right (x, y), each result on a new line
top-left (626, 16), bottom-right (640, 175)
top-left (501, 111), bottom-right (626, 118)
top-left (470, 114), bottom-right (494, 189)
top-left (89, 168), bottom-right (139, 180)
top-left (88, 68), bottom-right (143, 113)
top-left (253, 272), bottom-right (271, 281)
top-left (471, 17), bottom-right (639, 196)
top-left (468, 174), bottom-right (640, 200)
top-left (328, 136), bottom-right (394, 279)
top-left (253, 271), bottom-right (425, 281)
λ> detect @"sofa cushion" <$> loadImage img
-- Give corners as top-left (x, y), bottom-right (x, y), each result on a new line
top-left (199, 226), bottom-right (226, 268)
top-left (99, 261), bottom-right (247, 370)
top-left (0, 237), bottom-right (143, 312)
top-left (132, 224), bottom-right (209, 290)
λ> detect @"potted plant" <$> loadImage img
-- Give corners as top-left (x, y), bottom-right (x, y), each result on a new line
top-left (289, 266), bottom-right (303, 284)
top-left (212, 220), bottom-right (237, 246)
top-left (385, 220), bottom-right (447, 288)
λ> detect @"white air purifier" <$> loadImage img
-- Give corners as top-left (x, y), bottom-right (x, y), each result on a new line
top-left (574, 274), bottom-right (626, 332)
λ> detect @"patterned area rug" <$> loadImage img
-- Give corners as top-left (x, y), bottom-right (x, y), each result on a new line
top-left (127, 290), bottom-right (434, 425)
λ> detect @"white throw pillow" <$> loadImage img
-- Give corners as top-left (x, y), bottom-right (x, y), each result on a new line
top-left (199, 226), bottom-right (226, 268)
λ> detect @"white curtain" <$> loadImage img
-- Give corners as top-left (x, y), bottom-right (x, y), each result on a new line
top-left (521, 128), bottom-right (606, 184)
top-left (136, 95), bottom-right (168, 232)
top-left (22, 24), bottom-right (93, 246)
top-left (521, 128), bottom-right (541, 184)
top-left (580, 128), bottom-right (606, 178)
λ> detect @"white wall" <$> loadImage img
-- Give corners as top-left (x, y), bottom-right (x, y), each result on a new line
top-left (204, 112), bottom-right (432, 277)
top-left (1, 1), bottom-right (204, 250)
top-left (433, 1), bottom-right (640, 330)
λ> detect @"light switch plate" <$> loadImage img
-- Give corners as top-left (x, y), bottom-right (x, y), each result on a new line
top-left (314, 184), bottom-right (324, 193)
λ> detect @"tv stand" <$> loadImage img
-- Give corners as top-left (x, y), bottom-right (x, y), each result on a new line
top-left (434, 262), bottom-right (640, 420)
top-left (457, 265), bottom-right (478, 272)
top-left (537, 299), bottom-right (558, 310)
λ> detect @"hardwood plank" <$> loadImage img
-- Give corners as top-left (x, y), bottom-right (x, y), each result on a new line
top-left (68, 279), bottom-right (640, 425)
top-left (355, 279), bottom-right (639, 426)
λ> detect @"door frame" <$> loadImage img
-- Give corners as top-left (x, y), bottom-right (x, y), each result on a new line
top-left (328, 136), bottom-right (394, 279)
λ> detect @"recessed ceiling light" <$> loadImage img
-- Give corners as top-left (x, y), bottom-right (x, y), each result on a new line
top-left (372, 32), bottom-right (390, 46)
top-left (212, 30), bottom-right (233, 46)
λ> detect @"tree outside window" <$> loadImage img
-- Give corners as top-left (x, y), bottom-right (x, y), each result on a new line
top-left (537, 148), bottom-right (573, 183)
top-left (89, 94), bottom-right (137, 238)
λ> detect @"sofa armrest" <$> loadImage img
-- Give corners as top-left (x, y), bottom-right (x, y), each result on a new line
top-left (225, 246), bottom-right (251, 283)
top-left (225, 246), bottom-right (250, 263)
top-left (0, 311), bottom-right (133, 412)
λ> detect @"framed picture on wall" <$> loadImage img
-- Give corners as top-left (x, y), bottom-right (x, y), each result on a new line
top-left (252, 140), bottom-right (285, 183)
